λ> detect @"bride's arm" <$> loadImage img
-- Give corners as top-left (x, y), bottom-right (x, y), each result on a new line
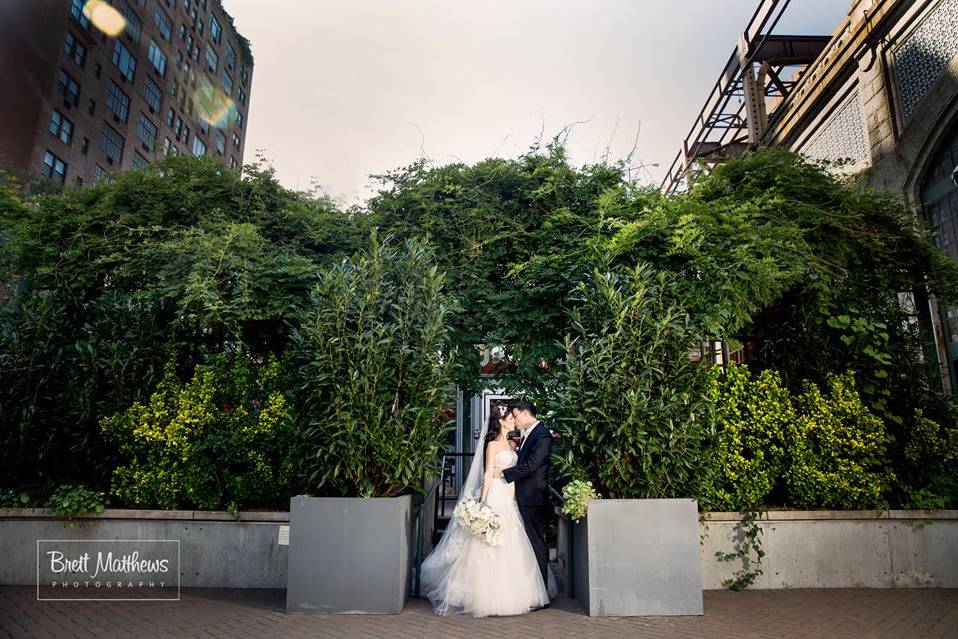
top-left (480, 444), bottom-right (497, 503)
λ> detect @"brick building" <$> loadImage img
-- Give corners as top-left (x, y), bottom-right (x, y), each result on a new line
top-left (0, 0), bottom-right (252, 186)
top-left (664, 0), bottom-right (958, 395)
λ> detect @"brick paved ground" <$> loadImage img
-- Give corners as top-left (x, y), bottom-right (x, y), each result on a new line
top-left (1, 586), bottom-right (957, 639)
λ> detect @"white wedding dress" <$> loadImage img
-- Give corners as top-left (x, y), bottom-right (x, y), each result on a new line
top-left (420, 448), bottom-right (550, 617)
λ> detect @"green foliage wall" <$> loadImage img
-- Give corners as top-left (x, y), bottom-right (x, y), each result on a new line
top-left (289, 233), bottom-right (458, 497)
top-left (552, 261), bottom-right (717, 499)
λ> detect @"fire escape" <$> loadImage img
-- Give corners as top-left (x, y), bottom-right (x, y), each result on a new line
top-left (660, 0), bottom-right (832, 194)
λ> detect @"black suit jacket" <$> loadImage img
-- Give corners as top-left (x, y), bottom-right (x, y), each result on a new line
top-left (502, 422), bottom-right (553, 506)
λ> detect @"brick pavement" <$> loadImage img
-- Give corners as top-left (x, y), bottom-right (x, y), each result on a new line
top-left (1, 586), bottom-right (957, 639)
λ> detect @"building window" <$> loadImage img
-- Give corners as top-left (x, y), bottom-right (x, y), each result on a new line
top-left (178, 23), bottom-right (187, 41)
top-left (117, 1), bottom-right (142, 43)
top-left (225, 42), bottom-right (236, 71)
top-left (105, 81), bottom-right (130, 123)
top-left (57, 69), bottom-right (80, 107)
top-left (237, 87), bottom-right (246, 106)
top-left (48, 110), bottom-right (74, 144)
top-left (81, 137), bottom-right (89, 154)
top-left (69, 0), bottom-right (89, 29)
top-left (221, 70), bottom-right (232, 94)
top-left (235, 111), bottom-right (243, 128)
top-left (92, 165), bottom-right (114, 185)
top-left (183, 125), bottom-right (190, 145)
top-left (166, 107), bottom-right (176, 127)
top-left (98, 123), bottom-right (125, 165)
top-left (148, 41), bottom-right (167, 77)
top-left (88, 98), bottom-right (96, 115)
top-left (229, 156), bottom-right (238, 169)
top-left (163, 137), bottom-right (177, 156)
top-left (63, 32), bottom-right (86, 67)
top-left (205, 44), bottom-right (218, 74)
top-left (132, 152), bottom-right (149, 169)
top-left (173, 115), bottom-right (183, 140)
top-left (214, 129), bottom-right (226, 154)
top-left (154, 8), bottom-right (173, 41)
top-left (42, 151), bottom-right (67, 183)
top-left (192, 136), bottom-right (206, 156)
top-left (142, 76), bottom-right (163, 113)
top-left (210, 15), bottom-right (222, 43)
top-left (112, 41), bottom-right (137, 82)
top-left (137, 113), bottom-right (158, 152)
top-left (241, 67), bottom-right (249, 86)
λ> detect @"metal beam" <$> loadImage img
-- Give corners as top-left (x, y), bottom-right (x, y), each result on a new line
top-left (660, 1), bottom-right (835, 194)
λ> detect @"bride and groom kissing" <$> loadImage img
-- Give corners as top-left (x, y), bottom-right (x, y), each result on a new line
top-left (420, 400), bottom-right (555, 618)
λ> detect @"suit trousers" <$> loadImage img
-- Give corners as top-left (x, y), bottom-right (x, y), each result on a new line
top-left (518, 504), bottom-right (550, 590)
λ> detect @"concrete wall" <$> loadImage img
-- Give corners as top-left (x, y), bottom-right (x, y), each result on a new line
top-left (700, 509), bottom-right (958, 589)
top-left (0, 508), bottom-right (288, 589)
top-left (5, 507), bottom-right (956, 592)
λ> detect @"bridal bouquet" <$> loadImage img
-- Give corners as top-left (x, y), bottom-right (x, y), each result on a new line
top-left (453, 498), bottom-right (505, 546)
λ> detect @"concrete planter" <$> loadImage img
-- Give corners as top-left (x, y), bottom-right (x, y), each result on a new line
top-left (285, 494), bottom-right (412, 614)
top-left (571, 498), bottom-right (703, 616)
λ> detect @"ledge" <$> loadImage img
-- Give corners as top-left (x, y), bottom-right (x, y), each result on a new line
top-left (0, 508), bottom-right (289, 522)
top-left (700, 509), bottom-right (958, 522)
top-left (5, 507), bottom-right (955, 523)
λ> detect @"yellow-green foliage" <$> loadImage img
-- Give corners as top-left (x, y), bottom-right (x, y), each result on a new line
top-left (786, 371), bottom-right (895, 509)
top-left (899, 407), bottom-right (958, 509)
top-left (561, 479), bottom-right (601, 522)
top-left (705, 363), bottom-right (896, 510)
top-left (703, 362), bottom-right (793, 511)
top-left (101, 354), bottom-right (294, 510)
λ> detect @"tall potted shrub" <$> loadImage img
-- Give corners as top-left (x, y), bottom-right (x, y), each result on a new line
top-left (553, 261), bottom-right (711, 616)
top-left (285, 232), bottom-right (457, 614)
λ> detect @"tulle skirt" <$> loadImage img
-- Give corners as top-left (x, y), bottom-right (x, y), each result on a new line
top-left (421, 478), bottom-right (551, 617)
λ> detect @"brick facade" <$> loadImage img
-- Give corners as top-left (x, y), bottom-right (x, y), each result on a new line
top-left (0, 0), bottom-right (252, 186)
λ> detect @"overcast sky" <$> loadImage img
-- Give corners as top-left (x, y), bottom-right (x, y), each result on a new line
top-left (224, 0), bottom-right (849, 204)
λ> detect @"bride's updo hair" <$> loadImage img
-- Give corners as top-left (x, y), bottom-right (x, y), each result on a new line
top-left (483, 403), bottom-right (509, 456)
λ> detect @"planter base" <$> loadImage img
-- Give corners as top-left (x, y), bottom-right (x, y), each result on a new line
top-left (573, 498), bottom-right (703, 616)
top-left (286, 495), bottom-right (411, 614)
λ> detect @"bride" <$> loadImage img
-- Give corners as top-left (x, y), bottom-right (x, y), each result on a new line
top-left (419, 404), bottom-right (551, 617)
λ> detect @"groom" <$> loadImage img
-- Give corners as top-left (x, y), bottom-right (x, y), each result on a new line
top-left (497, 400), bottom-right (553, 597)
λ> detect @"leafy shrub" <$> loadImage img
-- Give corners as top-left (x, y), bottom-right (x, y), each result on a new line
top-left (701, 362), bottom-right (793, 511)
top-left (290, 232), bottom-right (458, 497)
top-left (0, 489), bottom-right (32, 508)
top-left (553, 260), bottom-right (716, 499)
top-left (897, 406), bottom-right (958, 509)
top-left (46, 484), bottom-right (106, 523)
top-left (101, 354), bottom-right (294, 510)
top-left (785, 371), bottom-right (895, 509)
top-left (561, 479), bottom-right (600, 521)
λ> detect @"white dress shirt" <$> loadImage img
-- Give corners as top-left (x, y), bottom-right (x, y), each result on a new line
top-left (518, 419), bottom-right (540, 451)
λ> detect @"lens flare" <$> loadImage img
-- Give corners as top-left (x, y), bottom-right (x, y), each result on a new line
top-left (192, 79), bottom-right (236, 129)
top-left (83, 0), bottom-right (127, 37)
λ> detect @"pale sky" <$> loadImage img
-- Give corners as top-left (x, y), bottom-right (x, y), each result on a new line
top-left (224, 0), bottom-right (849, 204)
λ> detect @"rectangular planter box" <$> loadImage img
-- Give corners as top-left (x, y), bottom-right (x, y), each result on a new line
top-left (285, 494), bottom-right (412, 614)
top-left (572, 498), bottom-right (703, 616)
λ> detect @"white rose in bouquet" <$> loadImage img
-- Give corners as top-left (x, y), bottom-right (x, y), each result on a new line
top-left (454, 498), bottom-right (505, 546)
